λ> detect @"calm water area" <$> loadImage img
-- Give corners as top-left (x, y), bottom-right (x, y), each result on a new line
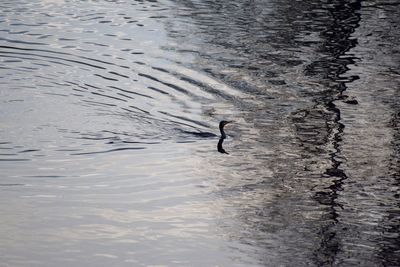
top-left (0, 0), bottom-right (399, 266)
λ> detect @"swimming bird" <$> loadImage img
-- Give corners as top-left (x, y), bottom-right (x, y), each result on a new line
top-left (218, 120), bottom-right (233, 139)
top-left (217, 120), bottom-right (233, 154)
top-left (181, 120), bottom-right (233, 154)
top-left (181, 120), bottom-right (233, 139)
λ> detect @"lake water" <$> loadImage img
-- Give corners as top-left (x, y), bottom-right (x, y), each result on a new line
top-left (1, 0), bottom-right (399, 266)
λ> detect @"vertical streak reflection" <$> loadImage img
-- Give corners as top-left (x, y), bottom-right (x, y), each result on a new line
top-left (301, 1), bottom-right (362, 265)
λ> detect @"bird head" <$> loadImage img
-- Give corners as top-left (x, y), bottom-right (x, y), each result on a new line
top-left (219, 120), bottom-right (233, 140)
top-left (219, 120), bottom-right (233, 128)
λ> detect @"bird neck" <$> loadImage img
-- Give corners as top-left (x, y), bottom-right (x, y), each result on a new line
top-left (220, 126), bottom-right (226, 139)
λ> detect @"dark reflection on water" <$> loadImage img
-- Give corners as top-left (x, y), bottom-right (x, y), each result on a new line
top-left (168, 0), bottom-right (400, 266)
top-left (304, 1), bottom-right (361, 265)
top-left (1, 0), bottom-right (399, 266)
top-left (217, 137), bottom-right (228, 154)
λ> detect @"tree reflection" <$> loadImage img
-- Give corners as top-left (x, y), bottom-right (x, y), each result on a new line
top-left (168, 0), bottom-right (399, 265)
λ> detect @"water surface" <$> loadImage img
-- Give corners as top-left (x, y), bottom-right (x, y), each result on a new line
top-left (0, 0), bottom-right (399, 266)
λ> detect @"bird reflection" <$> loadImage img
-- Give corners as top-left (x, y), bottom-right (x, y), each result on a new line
top-left (217, 120), bottom-right (233, 154)
top-left (217, 138), bottom-right (228, 154)
top-left (181, 120), bottom-right (233, 154)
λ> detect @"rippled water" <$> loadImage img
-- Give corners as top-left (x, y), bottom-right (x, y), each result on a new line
top-left (1, 0), bottom-right (399, 266)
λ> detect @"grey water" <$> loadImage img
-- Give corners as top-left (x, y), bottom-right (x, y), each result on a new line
top-left (0, 0), bottom-right (399, 266)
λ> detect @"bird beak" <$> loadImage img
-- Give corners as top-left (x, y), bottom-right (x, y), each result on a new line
top-left (225, 121), bottom-right (234, 125)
